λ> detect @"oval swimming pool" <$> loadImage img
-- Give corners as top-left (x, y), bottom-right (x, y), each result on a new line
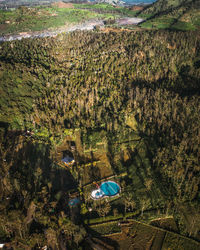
top-left (100, 181), bottom-right (120, 197)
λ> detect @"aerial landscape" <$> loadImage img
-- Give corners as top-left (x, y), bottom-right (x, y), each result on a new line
top-left (0, 0), bottom-right (200, 249)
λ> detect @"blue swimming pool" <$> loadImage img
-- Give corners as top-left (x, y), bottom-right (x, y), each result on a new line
top-left (100, 181), bottom-right (120, 197)
top-left (95, 190), bottom-right (104, 198)
top-left (91, 181), bottom-right (121, 199)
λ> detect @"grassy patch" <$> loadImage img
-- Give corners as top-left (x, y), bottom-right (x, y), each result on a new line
top-left (74, 3), bottom-right (139, 17)
top-left (140, 21), bottom-right (154, 29)
top-left (74, 3), bottom-right (117, 11)
top-left (84, 213), bottom-right (123, 225)
top-left (171, 21), bottom-right (196, 31)
top-left (140, 17), bottom-right (197, 31)
top-left (90, 221), bottom-right (121, 235)
top-left (0, 3), bottom-right (141, 35)
top-left (193, 16), bottom-right (200, 26)
top-left (0, 5), bottom-right (118, 35)
top-left (140, 17), bottom-right (175, 29)
top-left (138, 13), bottom-right (153, 18)
top-left (84, 209), bottom-right (141, 225)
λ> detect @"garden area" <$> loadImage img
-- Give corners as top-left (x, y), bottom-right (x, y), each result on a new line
top-left (53, 127), bottom-right (169, 233)
top-left (108, 220), bottom-right (200, 250)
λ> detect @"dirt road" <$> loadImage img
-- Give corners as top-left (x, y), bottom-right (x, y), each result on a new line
top-left (0, 17), bottom-right (143, 42)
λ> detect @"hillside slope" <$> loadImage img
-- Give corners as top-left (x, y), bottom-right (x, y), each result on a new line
top-left (0, 29), bottom-right (200, 247)
top-left (141, 0), bottom-right (198, 15)
top-left (139, 0), bottom-right (200, 30)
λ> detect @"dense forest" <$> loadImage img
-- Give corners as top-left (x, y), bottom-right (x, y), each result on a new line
top-left (0, 28), bottom-right (200, 248)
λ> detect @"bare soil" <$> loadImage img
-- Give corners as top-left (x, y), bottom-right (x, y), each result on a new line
top-left (0, 24), bottom-right (8, 32)
top-left (116, 17), bottom-right (144, 25)
top-left (52, 1), bottom-right (74, 9)
top-left (131, 6), bottom-right (144, 11)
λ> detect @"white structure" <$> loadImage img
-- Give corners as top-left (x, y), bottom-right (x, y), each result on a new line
top-left (91, 189), bottom-right (104, 200)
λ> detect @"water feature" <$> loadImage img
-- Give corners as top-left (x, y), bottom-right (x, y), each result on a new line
top-left (91, 181), bottom-right (121, 199)
top-left (100, 181), bottom-right (121, 196)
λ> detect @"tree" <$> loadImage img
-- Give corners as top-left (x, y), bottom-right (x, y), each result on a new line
top-left (46, 228), bottom-right (58, 250)
top-left (123, 193), bottom-right (136, 213)
top-left (113, 208), bottom-right (119, 217)
top-left (96, 200), bottom-right (111, 219)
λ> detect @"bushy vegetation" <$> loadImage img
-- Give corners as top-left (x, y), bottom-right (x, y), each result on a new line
top-left (0, 27), bottom-right (200, 247)
top-left (0, 131), bottom-right (86, 248)
top-left (1, 30), bottom-right (199, 129)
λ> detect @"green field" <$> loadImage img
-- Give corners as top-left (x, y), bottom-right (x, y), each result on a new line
top-left (0, 2), bottom-right (199, 35)
top-left (140, 16), bottom-right (198, 30)
top-left (75, 3), bottom-right (139, 17)
top-left (0, 5), bottom-right (119, 35)
top-left (0, 3), bottom-right (142, 35)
